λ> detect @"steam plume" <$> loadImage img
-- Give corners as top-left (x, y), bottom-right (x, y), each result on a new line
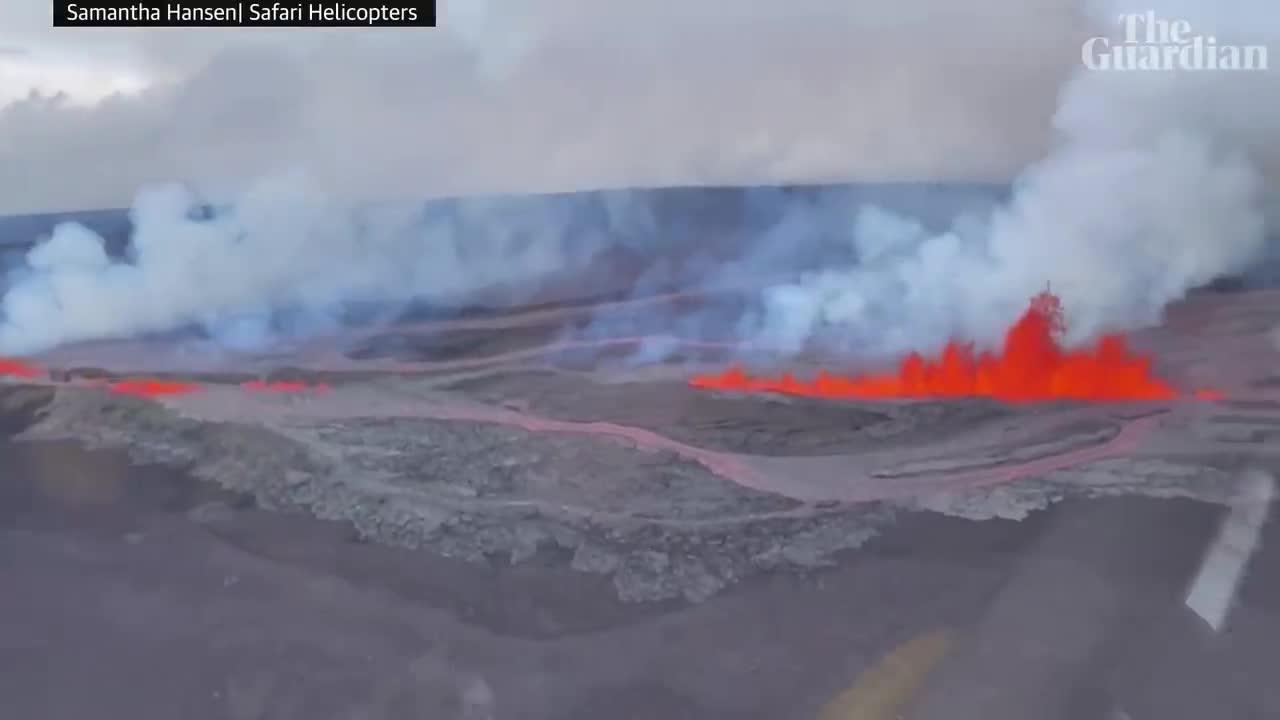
top-left (736, 0), bottom-right (1278, 359)
top-left (0, 0), bottom-right (1276, 357)
top-left (0, 179), bottom-right (663, 352)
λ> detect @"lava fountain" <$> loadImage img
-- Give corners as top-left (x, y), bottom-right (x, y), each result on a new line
top-left (690, 290), bottom-right (1203, 402)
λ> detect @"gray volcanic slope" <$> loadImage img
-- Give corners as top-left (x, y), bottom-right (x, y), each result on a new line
top-left (10, 282), bottom-right (1280, 605)
top-left (2, 186), bottom-right (1280, 719)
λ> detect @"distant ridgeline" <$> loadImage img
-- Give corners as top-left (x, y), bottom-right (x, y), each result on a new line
top-left (0, 208), bottom-right (135, 256)
top-left (0, 182), bottom-right (1008, 254)
top-left (0, 181), bottom-right (1269, 291)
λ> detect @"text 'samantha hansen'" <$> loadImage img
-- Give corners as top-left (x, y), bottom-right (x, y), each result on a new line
top-left (53, 0), bottom-right (436, 27)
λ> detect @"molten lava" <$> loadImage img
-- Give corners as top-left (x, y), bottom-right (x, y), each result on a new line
top-left (691, 291), bottom-right (1191, 402)
top-left (108, 378), bottom-right (202, 397)
top-left (0, 358), bottom-right (332, 398)
top-left (0, 357), bottom-right (43, 379)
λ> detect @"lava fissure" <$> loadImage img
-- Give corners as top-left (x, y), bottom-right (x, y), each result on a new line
top-left (692, 292), bottom-right (1204, 402)
top-left (109, 378), bottom-right (203, 397)
top-left (0, 357), bottom-right (43, 379)
top-left (0, 356), bottom-right (332, 398)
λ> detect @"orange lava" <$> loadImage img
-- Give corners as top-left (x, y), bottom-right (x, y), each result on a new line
top-left (0, 358), bottom-right (332, 397)
top-left (108, 378), bottom-right (203, 397)
top-left (691, 291), bottom-right (1200, 402)
top-left (0, 357), bottom-right (43, 378)
top-left (241, 379), bottom-right (331, 393)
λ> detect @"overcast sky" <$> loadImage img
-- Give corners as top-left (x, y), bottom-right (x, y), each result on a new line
top-left (0, 0), bottom-right (1090, 213)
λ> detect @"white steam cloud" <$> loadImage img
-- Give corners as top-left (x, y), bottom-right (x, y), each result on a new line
top-left (0, 0), bottom-right (1081, 213)
top-left (739, 0), bottom-right (1279, 358)
top-left (0, 0), bottom-right (1276, 358)
top-left (0, 179), bottom-right (655, 352)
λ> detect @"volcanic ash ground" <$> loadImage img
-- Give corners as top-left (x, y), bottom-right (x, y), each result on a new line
top-left (3, 289), bottom-right (1278, 603)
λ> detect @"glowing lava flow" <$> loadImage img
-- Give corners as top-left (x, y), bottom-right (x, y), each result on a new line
top-left (0, 357), bottom-right (43, 378)
top-left (0, 357), bottom-right (332, 398)
top-left (691, 291), bottom-right (1193, 402)
top-left (109, 378), bottom-right (203, 397)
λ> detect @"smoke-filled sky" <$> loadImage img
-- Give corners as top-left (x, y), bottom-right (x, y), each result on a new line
top-left (0, 0), bottom-right (1089, 213)
top-left (0, 0), bottom-right (1276, 360)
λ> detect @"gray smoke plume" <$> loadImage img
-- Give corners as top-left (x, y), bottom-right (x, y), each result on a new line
top-left (0, 179), bottom-right (671, 352)
top-left (0, 0), bottom-right (1080, 214)
top-left (733, 0), bottom-right (1279, 360)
